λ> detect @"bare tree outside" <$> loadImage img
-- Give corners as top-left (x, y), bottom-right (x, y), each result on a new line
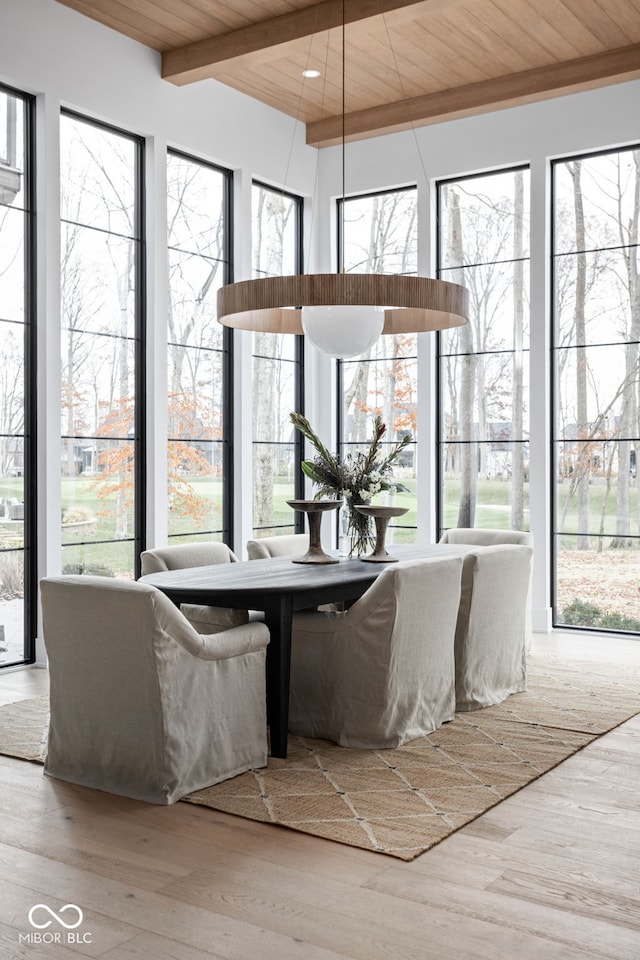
top-left (554, 148), bottom-right (640, 631)
top-left (251, 183), bottom-right (301, 536)
top-left (166, 152), bottom-right (229, 541)
top-left (59, 114), bottom-right (141, 577)
top-left (511, 170), bottom-right (526, 529)
top-left (439, 169), bottom-right (531, 537)
top-left (340, 188), bottom-right (418, 542)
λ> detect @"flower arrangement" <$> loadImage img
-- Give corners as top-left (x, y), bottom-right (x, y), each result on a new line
top-left (290, 411), bottom-right (411, 555)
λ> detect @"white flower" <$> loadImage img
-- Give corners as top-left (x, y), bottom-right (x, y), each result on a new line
top-left (360, 478), bottom-right (382, 499)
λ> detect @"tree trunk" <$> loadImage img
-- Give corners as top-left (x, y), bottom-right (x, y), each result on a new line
top-left (115, 240), bottom-right (133, 539)
top-left (252, 335), bottom-right (276, 528)
top-left (343, 353), bottom-right (371, 443)
top-left (511, 169), bottom-right (525, 529)
top-left (448, 193), bottom-right (476, 527)
top-left (569, 162), bottom-right (591, 549)
top-left (65, 332), bottom-right (77, 480)
top-left (631, 156), bottom-right (640, 541)
top-left (251, 189), bottom-right (289, 528)
top-left (612, 154), bottom-right (640, 547)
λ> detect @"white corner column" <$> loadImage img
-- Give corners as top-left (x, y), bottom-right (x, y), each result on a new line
top-left (144, 134), bottom-right (169, 549)
top-left (35, 91), bottom-right (62, 665)
top-left (529, 156), bottom-right (553, 633)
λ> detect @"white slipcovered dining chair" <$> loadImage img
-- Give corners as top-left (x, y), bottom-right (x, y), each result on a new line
top-left (246, 534), bottom-right (309, 560)
top-left (288, 556), bottom-right (464, 748)
top-left (439, 527), bottom-right (534, 651)
top-left (140, 541), bottom-right (249, 634)
top-left (454, 544), bottom-right (533, 711)
top-left (40, 576), bottom-right (270, 804)
top-left (439, 527), bottom-right (534, 549)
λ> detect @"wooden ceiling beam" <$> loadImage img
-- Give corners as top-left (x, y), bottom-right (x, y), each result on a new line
top-left (162, 0), bottom-right (427, 85)
top-left (306, 43), bottom-right (640, 147)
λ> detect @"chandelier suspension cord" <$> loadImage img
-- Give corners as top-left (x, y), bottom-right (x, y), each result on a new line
top-left (381, 13), bottom-right (434, 215)
top-left (281, 5), bottom-right (322, 192)
top-left (304, 24), bottom-right (332, 275)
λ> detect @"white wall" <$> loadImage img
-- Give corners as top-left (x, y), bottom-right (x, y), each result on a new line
top-left (0, 0), bottom-right (318, 184)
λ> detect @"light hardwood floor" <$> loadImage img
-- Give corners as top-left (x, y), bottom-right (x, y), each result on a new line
top-left (0, 632), bottom-right (639, 959)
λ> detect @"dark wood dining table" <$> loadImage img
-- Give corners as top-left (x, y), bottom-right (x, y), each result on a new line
top-left (140, 543), bottom-right (475, 758)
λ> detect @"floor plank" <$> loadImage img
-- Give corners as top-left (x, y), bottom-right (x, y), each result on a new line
top-left (0, 632), bottom-right (638, 959)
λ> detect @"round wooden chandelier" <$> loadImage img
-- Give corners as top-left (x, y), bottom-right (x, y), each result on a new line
top-left (217, 273), bottom-right (469, 338)
top-left (217, 5), bottom-right (469, 354)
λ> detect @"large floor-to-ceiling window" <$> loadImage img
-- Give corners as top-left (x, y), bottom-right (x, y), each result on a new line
top-left (166, 151), bottom-right (232, 545)
top-left (437, 168), bottom-right (530, 537)
top-left (553, 145), bottom-right (640, 633)
top-left (251, 181), bottom-right (303, 538)
top-left (0, 85), bottom-right (34, 666)
top-left (60, 112), bottom-right (144, 579)
top-left (338, 187), bottom-right (418, 543)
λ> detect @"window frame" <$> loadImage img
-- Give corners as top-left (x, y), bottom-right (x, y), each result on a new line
top-left (550, 142), bottom-right (640, 635)
top-left (166, 147), bottom-right (234, 546)
top-left (60, 108), bottom-right (146, 578)
top-left (0, 83), bottom-right (36, 666)
top-left (435, 163), bottom-right (531, 540)
top-left (251, 179), bottom-right (305, 536)
top-left (336, 185), bottom-right (419, 541)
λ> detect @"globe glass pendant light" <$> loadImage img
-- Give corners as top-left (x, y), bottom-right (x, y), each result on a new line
top-left (301, 304), bottom-right (384, 358)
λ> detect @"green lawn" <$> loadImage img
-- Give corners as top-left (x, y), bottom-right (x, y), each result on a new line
top-left (554, 481), bottom-right (639, 538)
top-left (2, 474), bottom-right (637, 575)
top-left (441, 478), bottom-right (529, 531)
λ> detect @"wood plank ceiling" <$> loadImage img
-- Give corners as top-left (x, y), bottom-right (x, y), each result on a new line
top-left (56, 0), bottom-right (640, 146)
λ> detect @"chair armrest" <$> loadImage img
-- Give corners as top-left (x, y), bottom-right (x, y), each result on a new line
top-left (155, 594), bottom-right (270, 660)
top-left (151, 587), bottom-right (269, 660)
top-left (293, 595), bottom-right (386, 633)
top-left (186, 621), bottom-right (270, 661)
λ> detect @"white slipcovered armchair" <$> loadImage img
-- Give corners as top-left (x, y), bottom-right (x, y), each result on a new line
top-left (246, 534), bottom-right (309, 560)
top-left (289, 556), bottom-right (463, 748)
top-left (40, 576), bottom-right (270, 804)
top-left (439, 527), bottom-right (534, 652)
top-left (140, 541), bottom-right (249, 634)
top-left (454, 544), bottom-right (533, 711)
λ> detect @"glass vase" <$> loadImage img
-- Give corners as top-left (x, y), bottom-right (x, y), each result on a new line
top-left (339, 505), bottom-right (353, 557)
top-left (342, 498), bottom-right (375, 557)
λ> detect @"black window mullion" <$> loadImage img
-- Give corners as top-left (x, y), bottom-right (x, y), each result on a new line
top-left (222, 164), bottom-right (234, 546)
top-left (251, 182), bottom-right (304, 536)
top-left (133, 133), bottom-right (146, 579)
top-left (294, 190), bottom-right (304, 531)
top-left (23, 90), bottom-right (36, 665)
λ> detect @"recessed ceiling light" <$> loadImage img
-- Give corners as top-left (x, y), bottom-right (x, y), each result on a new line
top-left (302, 69), bottom-right (321, 79)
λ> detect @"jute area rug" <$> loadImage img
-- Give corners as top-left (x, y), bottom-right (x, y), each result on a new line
top-left (1, 654), bottom-right (639, 861)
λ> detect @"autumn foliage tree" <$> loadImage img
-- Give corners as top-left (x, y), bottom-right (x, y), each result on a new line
top-left (90, 392), bottom-right (217, 528)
